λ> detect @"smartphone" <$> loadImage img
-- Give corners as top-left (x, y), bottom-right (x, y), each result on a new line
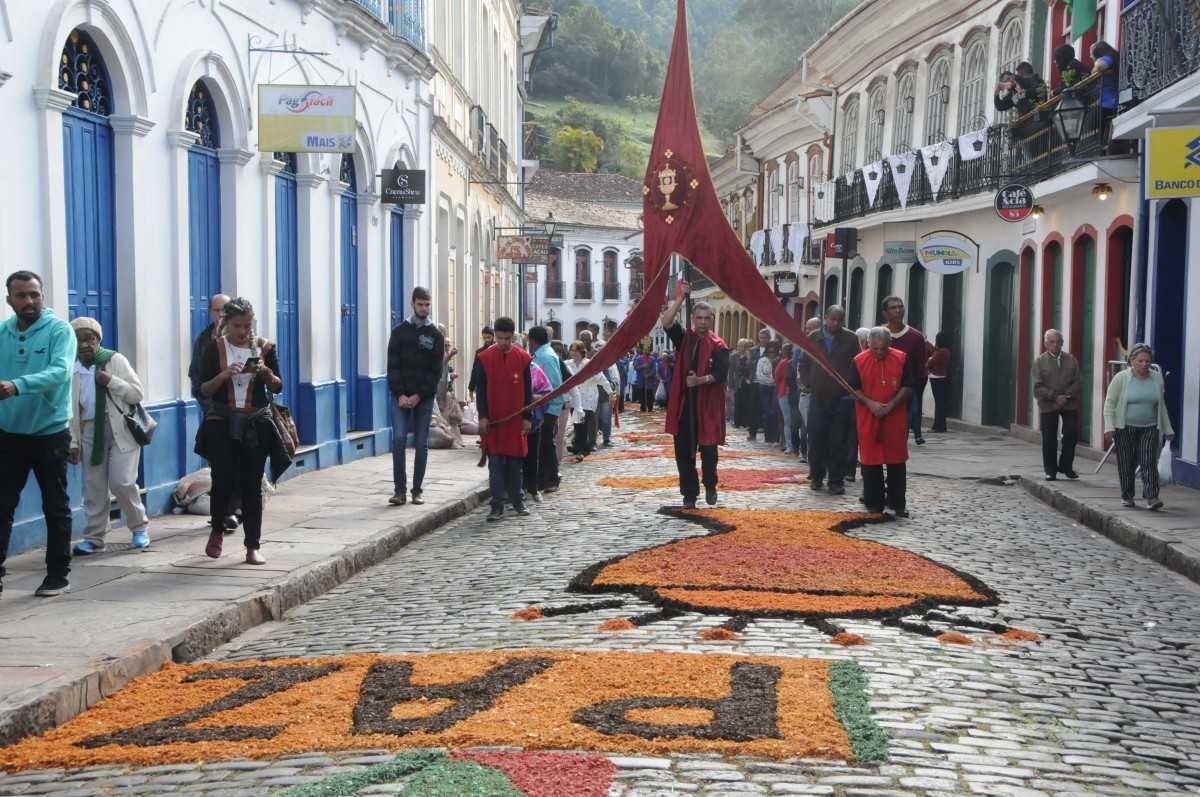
top-left (243, 357), bottom-right (261, 370)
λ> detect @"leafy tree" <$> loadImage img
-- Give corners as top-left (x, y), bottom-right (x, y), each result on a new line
top-left (625, 94), bottom-right (659, 116)
top-left (548, 126), bottom-right (604, 172)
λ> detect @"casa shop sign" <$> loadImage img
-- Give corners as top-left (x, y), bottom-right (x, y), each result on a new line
top-left (994, 184), bottom-right (1035, 222)
top-left (381, 169), bottom-right (427, 205)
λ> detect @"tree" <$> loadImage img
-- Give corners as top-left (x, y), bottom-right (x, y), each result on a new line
top-left (548, 126), bottom-right (604, 172)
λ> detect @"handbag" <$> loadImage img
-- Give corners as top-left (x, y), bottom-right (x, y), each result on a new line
top-left (270, 401), bottom-right (300, 459)
top-left (122, 403), bottom-right (158, 446)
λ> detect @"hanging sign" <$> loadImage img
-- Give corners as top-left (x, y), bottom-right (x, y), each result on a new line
top-left (258, 85), bottom-right (356, 153)
top-left (496, 236), bottom-right (550, 264)
top-left (994, 183), bottom-right (1035, 222)
top-left (916, 230), bottom-right (979, 275)
top-left (1145, 126), bottom-right (1200, 199)
top-left (773, 272), bottom-right (799, 297)
top-left (381, 169), bottom-right (426, 205)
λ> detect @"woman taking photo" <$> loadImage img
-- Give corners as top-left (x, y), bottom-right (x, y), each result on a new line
top-left (68, 317), bottom-right (151, 554)
top-left (1103, 344), bottom-right (1174, 510)
top-left (197, 298), bottom-right (285, 563)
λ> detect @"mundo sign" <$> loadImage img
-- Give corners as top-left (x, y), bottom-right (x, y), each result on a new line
top-left (259, 85), bottom-right (356, 154)
top-left (915, 230), bottom-right (979, 275)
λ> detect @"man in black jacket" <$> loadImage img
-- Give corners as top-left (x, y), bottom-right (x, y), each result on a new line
top-left (799, 306), bottom-right (860, 495)
top-left (386, 287), bottom-right (444, 506)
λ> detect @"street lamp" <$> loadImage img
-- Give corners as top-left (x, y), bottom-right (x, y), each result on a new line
top-left (1052, 89), bottom-right (1088, 154)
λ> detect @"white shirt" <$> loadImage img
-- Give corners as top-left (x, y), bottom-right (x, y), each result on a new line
top-left (223, 339), bottom-right (254, 409)
top-left (75, 361), bottom-right (96, 421)
top-left (755, 356), bottom-right (775, 386)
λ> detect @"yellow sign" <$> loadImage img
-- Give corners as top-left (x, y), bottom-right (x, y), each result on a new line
top-left (1145, 126), bottom-right (1200, 199)
top-left (258, 85), bottom-right (356, 153)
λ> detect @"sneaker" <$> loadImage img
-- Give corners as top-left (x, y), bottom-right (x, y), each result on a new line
top-left (705, 487), bottom-right (718, 506)
top-left (515, 505), bottom-right (531, 517)
top-left (891, 509), bottom-right (910, 519)
top-left (34, 576), bottom-right (70, 597)
top-left (130, 530), bottom-right (150, 550)
top-left (486, 506), bottom-right (504, 522)
top-left (1044, 473), bottom-right (1057, 481)
top-left (1062, 470), bottom-right (1080, 480)
top-left (529, 491), bottom-right (542, 503)
top-left (1147, 498), bottom-right (1164, 511)
top-left (245, 548), bottom-right (266, 565)
top-left (72, 540), bottom-right (104, 556)
top-left (881, 507), bottom-right (895, 517)
top-left (411, 490), bottom-right (425, 505)
top-left (828, 484), bottom-right (846, 496)
top-left (1121, 498), bottom-right (1136, 508)
top-left (205, 529), bottom-right (224, 559)
top-left (915, 436), bottom-right (926, 445)
top-left (388, 492), bottom-right (407, 506)
top-left (223, 514), bottom-right (239, 531)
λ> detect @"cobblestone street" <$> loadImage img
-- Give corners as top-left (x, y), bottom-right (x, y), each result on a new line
top-left (1, 413), bottom-right (1199, 796)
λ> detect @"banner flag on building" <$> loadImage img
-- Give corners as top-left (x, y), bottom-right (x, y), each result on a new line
top-left (921, 141), bottom-right (954, 200)
top-left (499, 0), bottom-right (847, 423)
top-left (863, 161), bottom-right (885, 207)
top-left (958, 128), bottom-right (988, 162)
top-left (887, 152), bottom-right (917, 209)
top-left (1066, 0), bottom-right (1098, 41)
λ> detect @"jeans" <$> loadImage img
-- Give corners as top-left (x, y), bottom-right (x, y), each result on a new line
top-left (929, 377), bottom-right (949, 431)
top-left (778, 395), bottom-right (795, 453)
top-left (1039, 409), bottom-right (1078, 476)
top-left (597, 393), bottom-right (613, 445)
top-left (0, 430), bottom-right (72, 581)
top-left (862, 463), bottom-right (907, 514)
top-left (673, 423), bottom-right (718, 501)
top-left (909, 380), bottom-right (926, 439)
top-left (392, 396), bottom-right (435, 493)
top-left (795, 392), bottom-right (810, 456)
top-left (1114, 426), bottom-right (1161, 501)
top-left (488, 454), bottom-right (524, 510)
top-left (204, 421), bottom-right (269, 550)
top-left (537, 413), bottom-right (560, 490)
top-left (637, 385), bottom-right (656, 412)
top-left (523, 419), bottom-right (542, 496)
top-left (757, 384), bottom-right (779, 442)
top-left (807, 396), bottom-right (855, 487)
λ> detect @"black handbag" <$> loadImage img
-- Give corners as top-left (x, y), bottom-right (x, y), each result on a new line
top-left (122, 403), bottom-right (158, 446)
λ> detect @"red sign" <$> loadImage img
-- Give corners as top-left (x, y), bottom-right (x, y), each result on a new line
top-left (995, 184), bottom-right (1035, 222)
top-left (824, 233), bottom-right (838, 258)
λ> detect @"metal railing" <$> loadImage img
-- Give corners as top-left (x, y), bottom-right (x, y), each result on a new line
top-left (629, 280), bottom-right (644, 302)
top-left (1120, 0), bottom-right (1200, 105)
top-left (545, 280), bottom-right (564, 300)
top-left (347, 0), bottom-right (426, 51)
top-left (602, 282), bottom-right (620, 301)
top-left (574, 281), bottom-right (594, 301)
top-left (816, 75), bottom-right (1110, 227)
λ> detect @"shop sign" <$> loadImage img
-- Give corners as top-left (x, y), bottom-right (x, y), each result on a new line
top-left (915, 230), bottom-right (979, 275)
top-left (496, 236), bottom-right (550, 264)
top-left (994, 184), bottom-right (1035, 222)
top-left (1145, 126), bottom-right (1200, 200)
top-left (773, 272), bottom-right (799, 297)
top-left (381, 169), bottom-right (426, 205)
top-left (258, 85), bottom-right (356, 153)
top-left (882, 240), bottom-right (916, 264)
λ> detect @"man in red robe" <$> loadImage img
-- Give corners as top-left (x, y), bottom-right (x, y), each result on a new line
top-left (661, 280), bottom-right (729, 509)
top-left (849, 327), bottom-right (915, 517)
top-left (472, 317), bottom-right (533, 522)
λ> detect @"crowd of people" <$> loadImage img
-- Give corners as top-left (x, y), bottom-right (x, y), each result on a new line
top-left (0, 266), bottom-right (1178, 599)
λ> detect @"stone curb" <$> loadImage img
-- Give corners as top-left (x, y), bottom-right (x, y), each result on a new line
top-left (0, 481), bottom-right (491, 747)
top-left (1018, 476), bottom-right (1200, 586)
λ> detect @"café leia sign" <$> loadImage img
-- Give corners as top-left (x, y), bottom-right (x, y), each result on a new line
top-left (496, 236), bottom-right (550, 264)
top-left (258, 85), bottom-right (356, 153)
top-left (915, 230), bottom-right (979, 275)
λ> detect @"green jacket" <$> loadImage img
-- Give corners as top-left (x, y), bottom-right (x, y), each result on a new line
top-left (0, 309), bottom-right (77, 436)
top-left (1103, 368), bottom-right (1174, 436)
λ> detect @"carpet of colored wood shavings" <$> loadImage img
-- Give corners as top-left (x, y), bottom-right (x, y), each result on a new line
top-left (589, 447), bottom-right (776, 462)
top-left (700, 627), bottom-right (741, 641)
top-left (579, 509), bottom-right (994, 620)
top-left (512, 607), bottom-right (542, 621)
top-left (598, 618), bottom-right (637, 632)
top-left (998, 628), bottom-right (1041, 642)
top-left (620, 432), bottom-right (674, 443)
top-left (0, 650), bottom-right (881, 769)
top-left (830, 633), bottom-right (870, 647)
top-left (598, 469), bottom-right (806, 492)
top-left (936, 631), bottom-right (974, 646)
top-left (452, 751), bottom-right (615, 797)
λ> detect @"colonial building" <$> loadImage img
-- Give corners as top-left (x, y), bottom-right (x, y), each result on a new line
top-left (719, 0), bottom-right (1137, 450)
top-left (0, 0), bottom-right (546, 554)
top-left (523, 171), bottom-right (644, 343)
top-left (1108, 0), bottom-right (1200, 487)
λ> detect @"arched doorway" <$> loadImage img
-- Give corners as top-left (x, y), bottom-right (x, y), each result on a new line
top-left (907, 264), bottom-right (926, 331)
top-left (339, 153), bottom-right (360, 432)
top-left (1105, 223), bottom-right (1133, 364)
top-left (824, 274), bottom-right (839, 312)
top-left (848, 267), bottom-right (865, 328)
top-left (274, 153), bottom-right (300, 426)
top-left (60, 29), bottom-right (118, 344)
top-left (390, 206), bottom-right (405, 328)
top-left (1016, 246), bottom-right (1036, 426)
top-left (1154, 200), bottom-right (1188, 449)
top-left (875, 264), bottom-right (893, 323)
top-left (186, 80), bottom-right (221, 344)
top-left (941, 272), bottom-right (965, 418)
top-left (1070, 231), bottom-right (1096, 443)
top-left (1041, 239), bottom-right (1063, 332)
top-left (983, 257), bottom-right (1017, 427)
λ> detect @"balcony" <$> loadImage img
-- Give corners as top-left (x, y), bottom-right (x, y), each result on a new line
top-left (629, 280), bottom-right (644, 302)
top-left (545, 280), bottom-right (564, 300)
top-left (347, 0), bottom-right (426, 51)
top-left (602, 281), bottom-right (620, 301)
top-left (816, 75), bottom-right (1110, 228)
top-left (575, 281), bottom-right (594, 301)
top-left (1120, 0), bottom-right (1200, 105)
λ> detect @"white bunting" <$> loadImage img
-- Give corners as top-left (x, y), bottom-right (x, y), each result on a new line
top-left (920, 141), bottom-right (954, 200)
top-left (863, 161), bottom-right (884, 207)
top-left (886, 152), bottom-right (918, 209)
top-left (958, 127), bottom-right (988, 161)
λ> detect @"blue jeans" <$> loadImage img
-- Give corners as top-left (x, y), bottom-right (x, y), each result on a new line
top-left (597, 393), bottom-right (613, 445)
top-left (778, 395), bottom-right (796, 453)
top-left (392, 396), bottom-right (434, 493)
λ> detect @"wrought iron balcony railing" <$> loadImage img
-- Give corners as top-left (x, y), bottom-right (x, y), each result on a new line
top-left (602, 282), bottom-right (620, 301)
top-left (815, 75), bottom-right (1109, 228)
top-left (545, 280), bottom-right (564, 300)
top-left (629, 280), bottom-right (644, 302)
top-left (1120, 0), bottom-right (1200, 105)
top-left (347, 0), bottom-right (426, 51)
top-left (575, 281), bottom-right (594, 301)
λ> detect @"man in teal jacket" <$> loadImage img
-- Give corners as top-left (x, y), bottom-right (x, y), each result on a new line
top-left (528, 325), bottom-right (564, 493)
top-left (0, 271), bottom-right (77, 597)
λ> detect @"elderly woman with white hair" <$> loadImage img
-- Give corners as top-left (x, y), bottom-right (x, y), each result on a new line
top-left (1103, 344), bottom-right (1174, 509)
top-left (68, 317), bottom-right (150, 554)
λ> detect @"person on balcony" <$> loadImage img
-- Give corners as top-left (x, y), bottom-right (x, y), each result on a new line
top-left (994, 63), bottom-right (1047, 116)
top-left (1090, 42), bottom-right (1120, 112)
top-left (1052, 44), bottom-right (1089, 93)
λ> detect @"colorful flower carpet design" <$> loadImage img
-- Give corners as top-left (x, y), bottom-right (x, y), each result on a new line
top-left (0, 650), bottom-right (887, 773)
top-left (597, 468), bottom-right (807, 491)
